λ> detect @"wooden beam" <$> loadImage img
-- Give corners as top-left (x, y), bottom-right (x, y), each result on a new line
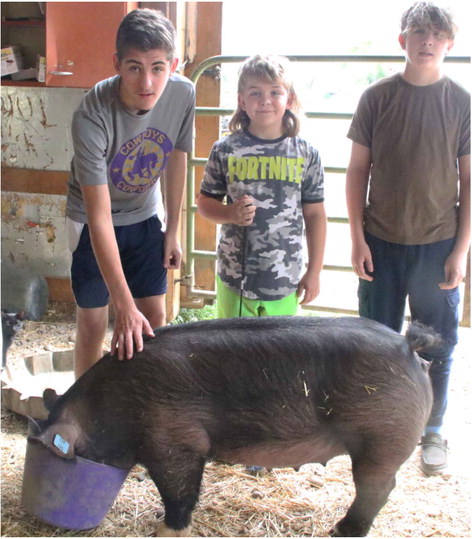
top-left (45, 277), bottom-right (75, 304)
top-left (184, 3), bottom-right (197, 64)
top-left (1, 167), bottom-right (68, 195)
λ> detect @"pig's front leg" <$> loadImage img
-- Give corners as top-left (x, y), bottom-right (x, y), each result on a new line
top-left (147, 455), bottom-right (206, 537)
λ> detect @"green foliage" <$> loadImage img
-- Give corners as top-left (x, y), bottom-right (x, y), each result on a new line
top-left (172, 304), bottom-right (217, 325)
top-left (365, 64), bottom-right (387, 84)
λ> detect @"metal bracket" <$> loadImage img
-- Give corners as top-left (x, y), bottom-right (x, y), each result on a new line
top-left (202, 65), bottom-right (221, 80)
top-left (175, 274), bottom-right (193, 287)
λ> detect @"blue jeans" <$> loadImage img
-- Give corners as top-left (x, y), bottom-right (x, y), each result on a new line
top-left (358, 233), bottom-right (460, 429)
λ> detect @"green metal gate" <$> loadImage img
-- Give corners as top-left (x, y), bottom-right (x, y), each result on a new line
top-left (184, 54), bottom-right (471, 324)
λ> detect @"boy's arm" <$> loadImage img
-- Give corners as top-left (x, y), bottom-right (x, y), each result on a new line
top-left (197, 192), bottom-right (256, 226)
top-left (162, 149), bottom-right (187, 269)
top-left (440, 154), bottom-right (471, 289)
top-left (346, 142), bottom-right (374, 281)
top-left (81, 184), bottom-right (154, 360)
top-left (298, 202), bottom-right (327, 304)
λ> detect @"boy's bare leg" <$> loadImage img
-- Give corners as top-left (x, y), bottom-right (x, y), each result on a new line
top-left (74, 305), bottom-right (109, 378)
top-left (135, 294), bottom-right (166, 330)
top-left (74, 296), bottom-right (165, 378)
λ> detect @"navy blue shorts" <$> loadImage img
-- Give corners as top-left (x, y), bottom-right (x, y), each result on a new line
top-left (71, 215), bottom-right (167, 309)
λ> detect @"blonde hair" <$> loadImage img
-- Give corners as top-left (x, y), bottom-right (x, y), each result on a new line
top-left (228, 55), bottom-right (302, 137)
top-left (400, 2), bottom-right (457, 39)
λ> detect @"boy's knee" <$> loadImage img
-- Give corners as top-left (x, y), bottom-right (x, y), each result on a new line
top-left (147, 309), bottom-right (166, 329)
top-left (77, 307), bottom-right (108, 337)
top-left (135, 296), bottom-right (166, 329)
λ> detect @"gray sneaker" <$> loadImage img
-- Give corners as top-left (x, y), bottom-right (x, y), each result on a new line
top-left (246, 466), bottom-right (265, 476)
top-left (420, 433), bottom-right (448, 475)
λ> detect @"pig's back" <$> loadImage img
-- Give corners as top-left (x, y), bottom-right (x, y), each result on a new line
top-left (142, 316), bottom-right (430, 419)
top-left (85, 316), bottom-right (428, 411)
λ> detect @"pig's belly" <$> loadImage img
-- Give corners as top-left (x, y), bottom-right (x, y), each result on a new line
top-left (212, 437), bottom-right (346, 468)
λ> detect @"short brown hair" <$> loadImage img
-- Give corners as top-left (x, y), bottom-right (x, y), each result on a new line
top-left (400, 2), bottom-right (457, 39)
top-left (116, 8), bottom-right (176, 61)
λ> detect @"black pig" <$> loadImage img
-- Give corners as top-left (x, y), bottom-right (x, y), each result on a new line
top-left (36, 316), bottom-right (435, 537)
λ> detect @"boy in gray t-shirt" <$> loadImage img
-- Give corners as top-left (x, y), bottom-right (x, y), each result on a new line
top-left (66, 9), bottom-right (195, 376)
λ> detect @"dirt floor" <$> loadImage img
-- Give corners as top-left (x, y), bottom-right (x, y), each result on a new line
top-left (1, 304), bottom-right (471, 537)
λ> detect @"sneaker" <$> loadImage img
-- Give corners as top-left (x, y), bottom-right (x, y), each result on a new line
top-left (246, 466), bottom-right (264, 476)
top-left (420, 433), bottom-right (448, 475)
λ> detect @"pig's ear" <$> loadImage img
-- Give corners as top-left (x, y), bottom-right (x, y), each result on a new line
top-left (33, 423), bottom-right (78, 459)
top-left (43, 388), bottom-right (59, 411)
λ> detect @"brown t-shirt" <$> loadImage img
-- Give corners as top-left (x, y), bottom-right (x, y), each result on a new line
top-left (348, 73), bottom-right (470, 245)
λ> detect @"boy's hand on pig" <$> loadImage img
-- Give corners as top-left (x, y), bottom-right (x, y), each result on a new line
top-left (231, 195), bottom-right (256, 226)
top-left (111, 308), bottom-right (154, 361)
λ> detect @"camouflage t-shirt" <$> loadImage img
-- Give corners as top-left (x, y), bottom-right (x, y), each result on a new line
top-left (200, 129), bottom-right (324, 301)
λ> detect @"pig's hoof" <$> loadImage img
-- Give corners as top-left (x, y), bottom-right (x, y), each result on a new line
top-left (329, 523), bottom-right (367, 537)
top-left (329, 525), bottom-right (340, 537)
top-left (156, 522), bottom-right (192, 537)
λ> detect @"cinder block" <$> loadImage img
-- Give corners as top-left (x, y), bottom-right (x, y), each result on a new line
top-left (52, 350), bottom-right (74, 372)
top-left (25, 353), bottom-right (53, 375)
top-left (1, 384), bottom-right (48, 420)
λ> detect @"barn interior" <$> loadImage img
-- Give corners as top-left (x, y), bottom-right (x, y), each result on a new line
top-left (1, 1), bottom-right (471, 537)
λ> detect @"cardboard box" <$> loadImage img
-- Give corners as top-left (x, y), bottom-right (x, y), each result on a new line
top-left (1, 45), bottom-right (24, 76)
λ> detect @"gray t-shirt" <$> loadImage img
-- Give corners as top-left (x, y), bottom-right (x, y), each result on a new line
top-left (66, 73), bottom-right (195, 226)
top-left (347, 73), bottom-right (470, 245)
top-left (200, 129), bottom-right (324, 301)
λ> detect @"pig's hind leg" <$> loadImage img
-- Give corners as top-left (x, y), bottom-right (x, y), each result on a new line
top-left (330, 432), bottom-right (414, 537)
top-left (330, 457), bottom-right (396, 537)
top-left (146, 454), bottom-right (205, 537)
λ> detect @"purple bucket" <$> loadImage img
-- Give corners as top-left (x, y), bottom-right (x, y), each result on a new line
top-left (21, 419), bottom-right (131, 530)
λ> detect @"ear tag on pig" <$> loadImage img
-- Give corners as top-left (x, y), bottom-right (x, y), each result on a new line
top-left (53, 434), bottom-right (70, 455)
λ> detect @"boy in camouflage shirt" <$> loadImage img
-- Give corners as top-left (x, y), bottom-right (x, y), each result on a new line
top-left (198, 55), bottom-right (326, 317)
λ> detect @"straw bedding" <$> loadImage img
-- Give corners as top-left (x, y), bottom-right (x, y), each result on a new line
top-left (1, 304), bottom-right (470, 537)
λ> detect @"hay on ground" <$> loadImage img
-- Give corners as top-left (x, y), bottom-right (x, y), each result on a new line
top-left (1, 306), bottom-right (470, 537)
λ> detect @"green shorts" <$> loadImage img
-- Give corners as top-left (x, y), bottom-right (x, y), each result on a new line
top-left (216, 276), bottom-right (299, 318)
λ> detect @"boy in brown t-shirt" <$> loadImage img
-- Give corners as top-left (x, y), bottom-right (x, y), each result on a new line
top-left (346, 1), bottom-right (470, 475)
